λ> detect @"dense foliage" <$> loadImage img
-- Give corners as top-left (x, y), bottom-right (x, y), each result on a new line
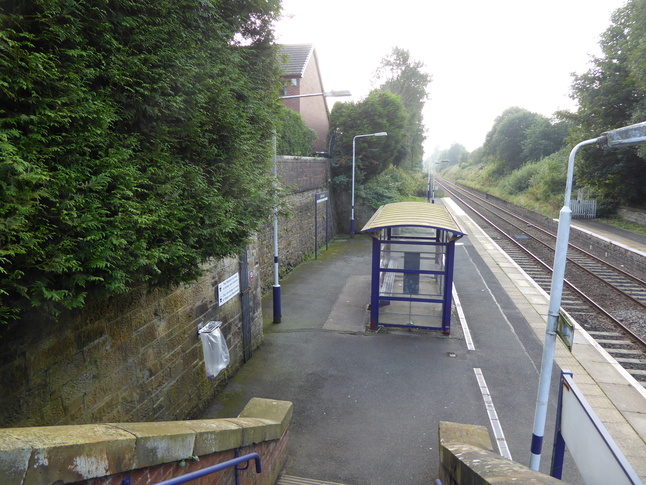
top-left (481, 107), bottom-right (570, 175)
top-left (359, 167), bottom-right (426, 209)
top-left (328, 90), bottom-right (407, 188)
top-left (373, 47), bottom-right (431, 171)
top-left (276, 105), bottom-right (316, 156)
top-left (430, 143), bottom-right (469, 169)
top-left (563, 0), bottom-right (646, 208)
top-left (0, 0), bottom-right (282, 324)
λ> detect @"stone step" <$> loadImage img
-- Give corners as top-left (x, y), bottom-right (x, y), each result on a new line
top-left (277, 476), bottom-right (348, 485)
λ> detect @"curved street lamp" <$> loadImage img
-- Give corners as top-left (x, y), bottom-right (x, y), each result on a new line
top-left (351, 132), bottom-right (387, 236)
top-left (280, 90), bottom-right (352, 99)
top-left (529, 120), bottom-right (646, 471)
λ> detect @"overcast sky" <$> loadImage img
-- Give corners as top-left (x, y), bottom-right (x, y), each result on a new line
top-left (273, 0), bottom-right (628, 157)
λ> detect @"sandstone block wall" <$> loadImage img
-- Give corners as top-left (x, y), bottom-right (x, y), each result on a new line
top-left (0, 398), bottom-right (292, 485)
top-left (256, 156), bottom-right (334, 294)
top-left (0, 244), bottom-right (263, 428)
top-left (0, 157), bottom-right (331, 428)
top-left (618, 206), bottom-right (646, 226)
top-left (438, 421), bottom-right (566, 484)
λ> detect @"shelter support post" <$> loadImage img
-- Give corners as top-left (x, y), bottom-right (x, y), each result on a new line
top-left (370, 236), bottom-right (381, 330)
top-left (442, 240), bottom-right (456, 334)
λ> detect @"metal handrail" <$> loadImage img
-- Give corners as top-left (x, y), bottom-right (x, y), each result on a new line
top-left (152, 452), bottom-right (262, 485)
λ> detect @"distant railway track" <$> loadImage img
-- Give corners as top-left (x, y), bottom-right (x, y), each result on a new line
top-left (439, 178), bottom-right (646, 386)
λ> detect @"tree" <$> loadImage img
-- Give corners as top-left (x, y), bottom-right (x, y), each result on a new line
top-left (563, 0), bottom-right (646, 207)
top-left (521, 117), bottom-right (570, 162)
top-left (435, 144), bottom-right (469, 167)
top-left (483, 107), bottom-right (541, 172)
top-left (328, 90), bottom-right (407, 186)
top-left (0, 0), bottom-right (282, 324)
top-left (373, 47), bottom-right (432, 171)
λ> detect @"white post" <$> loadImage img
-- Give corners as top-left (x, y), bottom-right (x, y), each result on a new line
top-left (529, 137), bottom-right (599, 470)
top-left (272, 132), bottom-right (281, 323)
top-left (351, 136), bottom-right (357, 237)
top-left (530, 121), bottom-right (646, 469)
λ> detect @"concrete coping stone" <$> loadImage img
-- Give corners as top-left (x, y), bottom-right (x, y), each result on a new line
top-left (438, 421), bottom-right (567, 484)
top-left (0, 397), bottom-right (292, 485)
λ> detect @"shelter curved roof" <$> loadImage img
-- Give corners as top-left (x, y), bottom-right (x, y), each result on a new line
top-left (361, 201), bottom-right (466, 238)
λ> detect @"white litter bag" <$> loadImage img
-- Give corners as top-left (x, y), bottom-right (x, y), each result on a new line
top-left (198, 321), bottom-right (230, 380)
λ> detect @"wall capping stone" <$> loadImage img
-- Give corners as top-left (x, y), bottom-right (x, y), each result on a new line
top-left (0, 398), bottom-right (292, 485)
top-left (438, 421), bottom-right (568, 484)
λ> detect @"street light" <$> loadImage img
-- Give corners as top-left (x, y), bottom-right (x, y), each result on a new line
top-left (280, 90), bottom-right (352, 99)
top-left (351, 132), bottom-right (388, 236)
top-left (529, 120), bottom-right (646, 471)
top-left (427, 160), bottom-right (449, 203)
top-left (272, 90), bottom-right (351, 323)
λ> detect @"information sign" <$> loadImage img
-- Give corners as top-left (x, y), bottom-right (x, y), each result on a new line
top-left (218, 273), bottom-right (240, 306)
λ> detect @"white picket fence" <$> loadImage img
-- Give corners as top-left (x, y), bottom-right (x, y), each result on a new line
top-left (571, 199), bottom-right (597, 219)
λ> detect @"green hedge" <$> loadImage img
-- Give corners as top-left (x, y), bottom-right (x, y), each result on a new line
top-left (0, 0), bottom-right (281, 324)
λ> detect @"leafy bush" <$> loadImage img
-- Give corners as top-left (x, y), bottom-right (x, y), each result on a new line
top-left (529, 150), bottom-right (568, 201)
top-left (276, 106), bottom-right (317, 156)
top-left (359, 167), bottom-right (424, 208)
top-left (0, 0), bottom-right (281, 324)
top-left (329, 90), bottom-right (407, 186)
top-left (500, 162), bottom-right (540, 195)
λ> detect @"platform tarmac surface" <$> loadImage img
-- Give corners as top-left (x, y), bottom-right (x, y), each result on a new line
top-left (200, 202), bottom-right (645, 484)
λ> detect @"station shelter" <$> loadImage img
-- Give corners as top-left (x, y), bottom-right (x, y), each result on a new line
top-left (361, 201), bottom-right (466, 334)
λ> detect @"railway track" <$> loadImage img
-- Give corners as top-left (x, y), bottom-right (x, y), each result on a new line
top-left (439, 178), bottom-right (646, 387)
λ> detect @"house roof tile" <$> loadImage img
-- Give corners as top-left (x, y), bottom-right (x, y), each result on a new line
top-left (279, 44), bottom-right (314, 77)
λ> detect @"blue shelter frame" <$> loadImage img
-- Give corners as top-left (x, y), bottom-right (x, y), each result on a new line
top-left (361, 202), bottom-right (466, 334)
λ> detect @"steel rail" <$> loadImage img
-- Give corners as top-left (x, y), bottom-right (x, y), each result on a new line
top-left (441, 181), bottom-right (646, 310)
top-left (439, 178), bottom-right (646, 288)
top-left (440, 181), bottom-right (646, 349)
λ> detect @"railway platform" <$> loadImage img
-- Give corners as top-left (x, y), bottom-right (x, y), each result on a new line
top-left (201, 198), bottom-right (646, 484)
top-left (445, 197), bottom-right (646, 481)
top-left (571, 218), bottom-right (646, 257)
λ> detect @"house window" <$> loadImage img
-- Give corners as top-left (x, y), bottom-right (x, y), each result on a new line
top-left (282, 78), bottom-right (299, 96)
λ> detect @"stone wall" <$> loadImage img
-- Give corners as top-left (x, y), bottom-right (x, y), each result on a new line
top-left (256, 156), bottom-right (335, 294)
top-left (0, 398), bottom-right (292, 485)
top-left (618, 206), bottom-right (646, 226)
top-left (332, 189), bottom-right (376, 235)
top-left (0, 244), bottom-right (264, 428)
top-left (438, 421), bottom-right (566, 484)
top-left (0, 157), bottom-right (331, 429)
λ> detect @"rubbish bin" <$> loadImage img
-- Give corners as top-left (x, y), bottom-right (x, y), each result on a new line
top-left (198, 321), bottom-right (230, 380)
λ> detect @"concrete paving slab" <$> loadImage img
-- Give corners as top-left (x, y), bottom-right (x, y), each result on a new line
top-left (199, 198), bottom-right (646, 484)
top-left (322, 275), bottom-right (370, 333)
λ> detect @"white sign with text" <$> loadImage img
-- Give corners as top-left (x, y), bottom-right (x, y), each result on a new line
top-left (218, 273), bottom-right (240, 306)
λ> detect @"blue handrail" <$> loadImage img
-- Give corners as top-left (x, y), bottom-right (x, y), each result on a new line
top-left (151, 452), bottom-right (261, 485)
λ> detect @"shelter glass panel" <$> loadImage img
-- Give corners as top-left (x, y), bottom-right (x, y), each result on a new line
top-left (376, 227), bottom-right (448, 329)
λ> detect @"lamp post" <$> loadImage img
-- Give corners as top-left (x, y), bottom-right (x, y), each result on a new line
top-left (280, 90), bottom-right (352, 99)
top-left (351, 132), bottom-right (387, 236)
top-left (529, 120), bottom-right (646, 471)
top-left (272, 90), bottom-right (351, 323)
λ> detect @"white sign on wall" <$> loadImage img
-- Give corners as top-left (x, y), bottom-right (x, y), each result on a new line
top-left (218, 273), bottom-right (240, 306)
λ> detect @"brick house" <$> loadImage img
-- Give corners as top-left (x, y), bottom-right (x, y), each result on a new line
top-left (279, 44), bottom-right (330, 153)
